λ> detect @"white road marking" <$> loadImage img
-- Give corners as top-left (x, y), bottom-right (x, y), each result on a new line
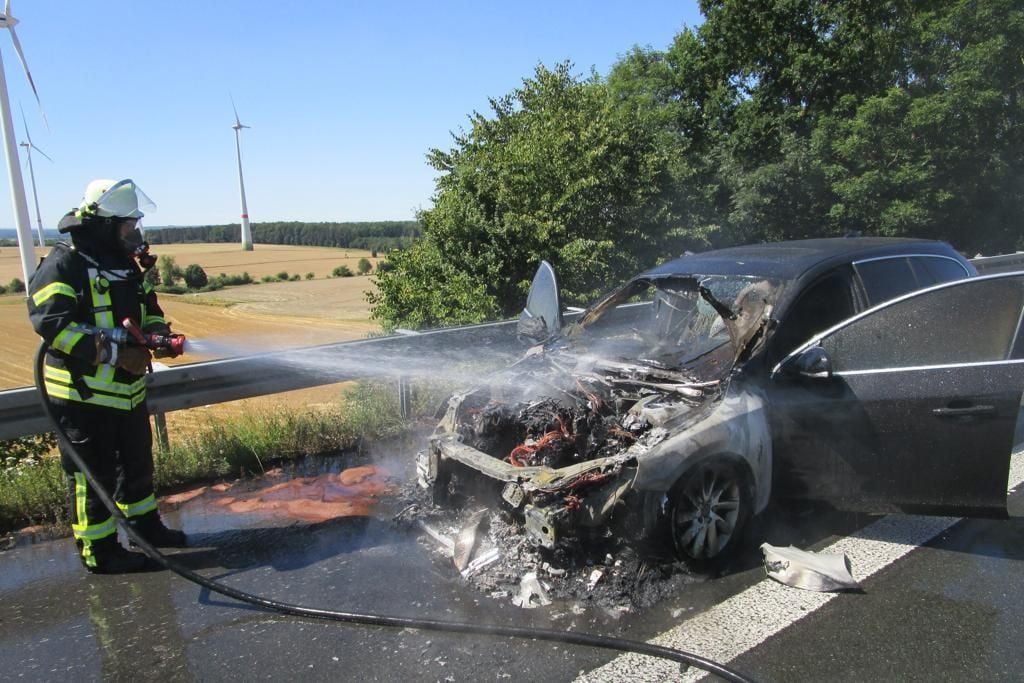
top-left (578, 449), bottom-right (1024, 682)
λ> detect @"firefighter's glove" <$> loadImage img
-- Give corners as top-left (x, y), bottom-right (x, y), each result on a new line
top-left (117, 346), bottom-right (152, 376)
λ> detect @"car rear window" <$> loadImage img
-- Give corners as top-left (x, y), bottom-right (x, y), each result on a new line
top-left (910, 256), bottom-right (970, 286)
top-left (854, 257), bottom-right (919, 307)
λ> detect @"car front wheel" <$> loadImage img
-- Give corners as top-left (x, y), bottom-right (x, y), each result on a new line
top-left (669, 460), bottom-right (750, 563)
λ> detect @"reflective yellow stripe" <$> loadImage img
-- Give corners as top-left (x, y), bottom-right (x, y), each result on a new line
top-left (32, 281), bottom-right (77, 306)
top-left (117, 494), bottom-right (157, 518)
top-left (43, 381), bottom-right (144, 410)
top-left (46, 385), bottom-right (131, 410)
top-left (53, 328), bottom-right (85, 354)
top-left (143, 315), bottom-right (166, 327)
top-left (71, 472), bottom-right (116, 564)
top-left (95, 363), bottom-right (115, 384)
top-left (75, 472), bottom-right (87, 524)
top-left (88, 268), bottom-right (115, 328)
top-left (44, 367), bottom-right (146, 411)
top-left (72, 516), bottom-right (117, 540)
top-left (44, 365), bottom-right (146, 397)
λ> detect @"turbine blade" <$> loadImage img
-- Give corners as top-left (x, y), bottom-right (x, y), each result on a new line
top-left (31, 142), bottom-right (51, 162)
top-left (4, 1), bottom-right (9, 18)
top-left (7, 23), bottom-right (48, 130)
top-left (230, 93), bottom-right (242, 127)
top-left (18, 102), bottom-right (31, 142)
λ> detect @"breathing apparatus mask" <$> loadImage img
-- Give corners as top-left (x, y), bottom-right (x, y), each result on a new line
top-left (71, 179), bottom-right (159, 269)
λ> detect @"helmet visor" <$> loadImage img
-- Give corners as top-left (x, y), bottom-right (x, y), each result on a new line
top-left (94, 179), bottom-right (156, 219)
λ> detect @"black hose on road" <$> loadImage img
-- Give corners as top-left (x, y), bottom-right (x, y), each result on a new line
top-left (34, 340), bottom-right (757, 683)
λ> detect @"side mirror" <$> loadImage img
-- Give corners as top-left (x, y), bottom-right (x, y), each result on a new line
top-left (520, 261), bottom-right (562, 339)
top-left (775, 345), bottom-right (833, 380)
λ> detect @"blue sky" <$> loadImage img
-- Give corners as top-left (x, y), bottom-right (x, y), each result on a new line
top-left (2, 1), bottom-right (701, 228)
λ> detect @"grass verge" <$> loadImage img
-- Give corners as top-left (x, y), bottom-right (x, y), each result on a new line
top-left (0, 379), bottom-right (445, 535)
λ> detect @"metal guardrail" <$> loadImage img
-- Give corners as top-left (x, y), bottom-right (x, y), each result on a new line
top-left (0, 319), bottom-right (523, 441)
top-left (972, 252), bottom-right (1024, 274)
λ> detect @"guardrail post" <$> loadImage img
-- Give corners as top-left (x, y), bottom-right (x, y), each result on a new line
top-left (398, 377), bottom-right (411, 420)
top-left (153, 412), bottom-right (170, 451)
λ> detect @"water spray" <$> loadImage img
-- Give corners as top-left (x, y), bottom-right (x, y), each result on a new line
top-left (33, 339), bottom-right (756, 683)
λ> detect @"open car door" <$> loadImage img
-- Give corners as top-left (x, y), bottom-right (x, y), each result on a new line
top-left (769, 272), bottom-right (1024, 517)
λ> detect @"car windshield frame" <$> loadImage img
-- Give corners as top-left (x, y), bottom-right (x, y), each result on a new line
top-left (564, 273), bottom-right (785, 370)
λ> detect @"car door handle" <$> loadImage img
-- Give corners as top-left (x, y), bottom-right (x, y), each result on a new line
top-left (932, 404), bottom-right (997, 418)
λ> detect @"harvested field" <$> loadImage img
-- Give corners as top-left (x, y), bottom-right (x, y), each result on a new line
top-left (131, 243), bottom-right (382, 282)
top-left (0, 242), bottom-right (380, 285)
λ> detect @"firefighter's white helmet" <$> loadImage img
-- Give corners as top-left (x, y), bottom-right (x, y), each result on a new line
top-left (79, 178), bottom-right (155, 219)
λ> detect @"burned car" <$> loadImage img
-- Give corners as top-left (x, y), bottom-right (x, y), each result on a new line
top-left (417, 238), bottom-right (1024, 563)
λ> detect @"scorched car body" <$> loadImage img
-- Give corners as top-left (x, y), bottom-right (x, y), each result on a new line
top-left (418, 238), bottom-right (1024, 562)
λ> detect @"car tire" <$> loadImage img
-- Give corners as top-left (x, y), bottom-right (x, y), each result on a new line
top-left (668, 459), bottom-right (751, 563)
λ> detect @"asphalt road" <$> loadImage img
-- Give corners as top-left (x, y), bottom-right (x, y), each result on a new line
top-left (1, 447), bottom-right (1022, 682)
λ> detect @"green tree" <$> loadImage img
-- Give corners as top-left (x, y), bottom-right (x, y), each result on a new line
top-left (158, 255), bottom-right (179, 286)
top-left (357, 258), bottom-right (372, 275)
top-left (7, 278), bottom-right (24, 294)
top-left (611, 0), bottom-right (1024, 253)
top-left (182, 264), bottom-right (209, 289)
top-left (332, 265), bottom-right (353, 277)
top-left (370, 62), bottom-right (684, 330)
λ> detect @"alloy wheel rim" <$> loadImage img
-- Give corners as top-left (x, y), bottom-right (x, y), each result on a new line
top-left (674, 466), bottom-right (742, 559)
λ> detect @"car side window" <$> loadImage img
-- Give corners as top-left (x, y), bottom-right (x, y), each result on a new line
top-left (910, 256), bottom-right (971, 286)
top-left (822, 274), bottom-right (1024, 372)
top-left (854, 257), bottom-right (919, 306)
top-left (769, 268), bottom-right (855, 364)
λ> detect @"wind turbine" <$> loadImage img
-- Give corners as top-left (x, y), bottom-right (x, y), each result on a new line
top-left (0, 1), bottom-right (45, 284)
top-left (231, 96), bottom-right (253, 251)
top-left (19, 104), bottom-right (51, 248)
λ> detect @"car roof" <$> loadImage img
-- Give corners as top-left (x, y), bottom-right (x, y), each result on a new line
top-left (640, 237), bottom-right (966, 281)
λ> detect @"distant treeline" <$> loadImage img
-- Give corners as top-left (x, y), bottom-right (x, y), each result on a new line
top-left (145, 221), bottom-right (422, 252)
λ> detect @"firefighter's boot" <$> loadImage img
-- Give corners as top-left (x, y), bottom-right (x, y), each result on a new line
top-left (82, 537), bottom-right (150, 574)
top-left (128, 512), bottom-right (187, 548)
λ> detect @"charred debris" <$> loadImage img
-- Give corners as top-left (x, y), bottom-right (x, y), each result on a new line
top-left (400, 347), bottom-right (726, 611)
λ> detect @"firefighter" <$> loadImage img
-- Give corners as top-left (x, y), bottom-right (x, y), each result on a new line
top-left (27, 179), bottom-right (187, 574)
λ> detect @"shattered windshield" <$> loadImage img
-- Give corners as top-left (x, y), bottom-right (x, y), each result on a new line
top-left (569, 275), bottom-right (782, 371)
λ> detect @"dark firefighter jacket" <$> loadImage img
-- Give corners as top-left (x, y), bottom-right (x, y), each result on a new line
top-left (27, 211), bottom-right (168, 410)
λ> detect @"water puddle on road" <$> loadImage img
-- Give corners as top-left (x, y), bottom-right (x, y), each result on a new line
top-left (160, 460), bottom-right (400, 534)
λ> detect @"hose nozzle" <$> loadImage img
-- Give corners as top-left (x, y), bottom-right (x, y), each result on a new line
top-left (121, 318), bottom-right (187, 358)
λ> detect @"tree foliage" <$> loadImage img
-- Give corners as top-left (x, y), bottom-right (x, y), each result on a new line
top-left (158, 255), bottom-right (179, 286)
top-left (614, 0), bottom-right (1023, 251)
top-left (146, 221), bottom-right (421, 253)
top-left (183, 264), bottom-right (209, 289)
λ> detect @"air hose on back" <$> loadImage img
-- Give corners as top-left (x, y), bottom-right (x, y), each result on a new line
top-left (33, 340), bottom-right (756, 683)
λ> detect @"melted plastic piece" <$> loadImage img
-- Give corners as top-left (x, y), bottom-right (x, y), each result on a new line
top-left (760, 543), bottom-right (860, 592)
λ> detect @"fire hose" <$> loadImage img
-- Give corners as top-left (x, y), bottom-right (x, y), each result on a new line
top-left (34, 337), bottom-right (756, 683)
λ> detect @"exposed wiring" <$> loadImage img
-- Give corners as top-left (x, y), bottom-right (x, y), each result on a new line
top-left (34, 340), bottom-right (756, 683)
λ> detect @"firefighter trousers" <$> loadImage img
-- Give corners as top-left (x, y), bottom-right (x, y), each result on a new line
top-left (53, 400), bottom-right (158, 560)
